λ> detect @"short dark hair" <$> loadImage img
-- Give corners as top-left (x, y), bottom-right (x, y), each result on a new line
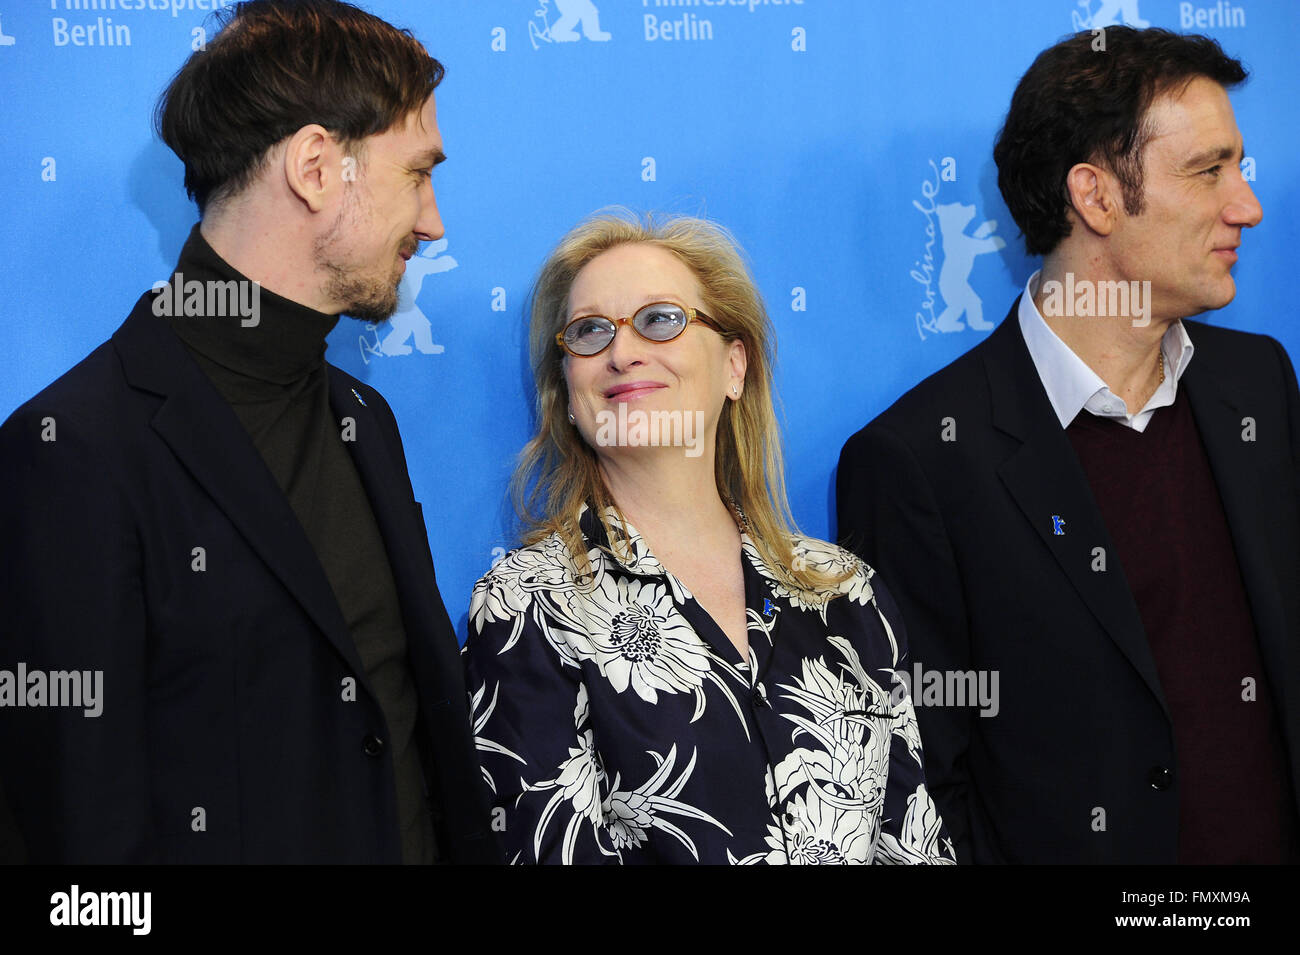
top-left (993, 27), bottom-right (1246, 257)
top-left (155, 0), bottom-right (444, 214)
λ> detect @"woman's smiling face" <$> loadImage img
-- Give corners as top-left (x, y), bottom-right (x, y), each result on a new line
top-left (562, 242), bottom-right (745, 459)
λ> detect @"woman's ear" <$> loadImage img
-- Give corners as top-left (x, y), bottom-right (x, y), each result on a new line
top-left (727, 338), bottom-right (747, 398)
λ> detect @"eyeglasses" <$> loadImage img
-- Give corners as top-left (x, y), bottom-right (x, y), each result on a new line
top-left (556, 301), bottom-right (723, 357)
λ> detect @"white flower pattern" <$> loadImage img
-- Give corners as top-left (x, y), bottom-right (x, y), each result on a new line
top-left (575, 575), bottom-right (712, 703)
top-left (464, 505), bottom-right (956, 864)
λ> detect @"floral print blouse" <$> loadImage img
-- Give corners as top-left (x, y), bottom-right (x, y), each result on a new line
top-left (463, 505), bottom-right (955, 865)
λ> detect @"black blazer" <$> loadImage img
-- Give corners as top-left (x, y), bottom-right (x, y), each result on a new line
top-left (0, 292), bottom-right (500, 864)
top-left (837, 301), bottom-right (1300, 864)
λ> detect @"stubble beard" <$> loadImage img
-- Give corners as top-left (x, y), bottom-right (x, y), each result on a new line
top-left (313, 188), bottom-right (404, 323)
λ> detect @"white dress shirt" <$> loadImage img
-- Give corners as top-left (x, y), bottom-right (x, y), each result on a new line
top-left (1017, 270), bottom-right (1195, 433)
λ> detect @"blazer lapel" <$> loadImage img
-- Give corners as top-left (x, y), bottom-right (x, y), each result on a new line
top-left (327, 372), bottom-right (424, 593)
top-left (112, 294), bottom-right (364, 676)
top-left (327, 372), bottom-right (461, 701)
top-left (1181, 347), bottom-right (1290, 696)
top-left (984, 302), bottom-right (1169, 717)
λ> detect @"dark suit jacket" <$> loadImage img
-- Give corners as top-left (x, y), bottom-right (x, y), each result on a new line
top-left (0, 292), bottom-right (500, 864)
top-left (837, 301), bottom-right (1300, 864)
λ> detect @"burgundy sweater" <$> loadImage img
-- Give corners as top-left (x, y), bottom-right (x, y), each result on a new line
top-left (1066, 388), bottom-right (1297, 863)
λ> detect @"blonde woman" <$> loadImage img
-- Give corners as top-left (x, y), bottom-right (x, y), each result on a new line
top-left (464, 210), bottom-right (954, 865)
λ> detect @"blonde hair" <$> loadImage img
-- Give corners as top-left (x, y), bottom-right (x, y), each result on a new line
top-left (511, 208), bottom-right (851, 595)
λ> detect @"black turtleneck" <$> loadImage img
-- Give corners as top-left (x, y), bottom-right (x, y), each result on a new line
top-left (164, 224), bottom-right (435, 864)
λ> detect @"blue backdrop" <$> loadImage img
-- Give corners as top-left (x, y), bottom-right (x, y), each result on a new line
top-left (2, 0), bottom-right (1295, 640)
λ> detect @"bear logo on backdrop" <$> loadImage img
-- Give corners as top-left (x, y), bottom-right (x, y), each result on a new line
top-left (359, 238), bottom-right (457, 364)
top-left (529, 0), bottom-right (611, 49)
top-left (910, 158), bottom-right (1006, 340)
top-left (1072, 0), bottom-right (1150, 29)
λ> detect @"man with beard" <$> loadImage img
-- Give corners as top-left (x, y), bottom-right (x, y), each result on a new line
top-left (0, 0), bottom-right (498, 864)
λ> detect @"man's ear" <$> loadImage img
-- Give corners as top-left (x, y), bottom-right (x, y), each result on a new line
top-left (282, 124), bottom-right (336, 213)
top-left (1064, 162), bottom-right (1120, 238)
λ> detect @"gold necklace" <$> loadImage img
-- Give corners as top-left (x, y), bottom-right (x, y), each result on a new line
top-left (1158, 350), bottom-right (1165, 385)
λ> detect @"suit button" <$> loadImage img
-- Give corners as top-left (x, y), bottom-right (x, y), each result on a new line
top-left (363, 734), bottom-right (385, 757)
top-left (1148, 766), bottom-right (1173, 790)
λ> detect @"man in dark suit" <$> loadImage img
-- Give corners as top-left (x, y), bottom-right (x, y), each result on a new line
top-left (0, 0), bottom-right (499, 863)
top-left (838, 28), bottom-right (1300, 864)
